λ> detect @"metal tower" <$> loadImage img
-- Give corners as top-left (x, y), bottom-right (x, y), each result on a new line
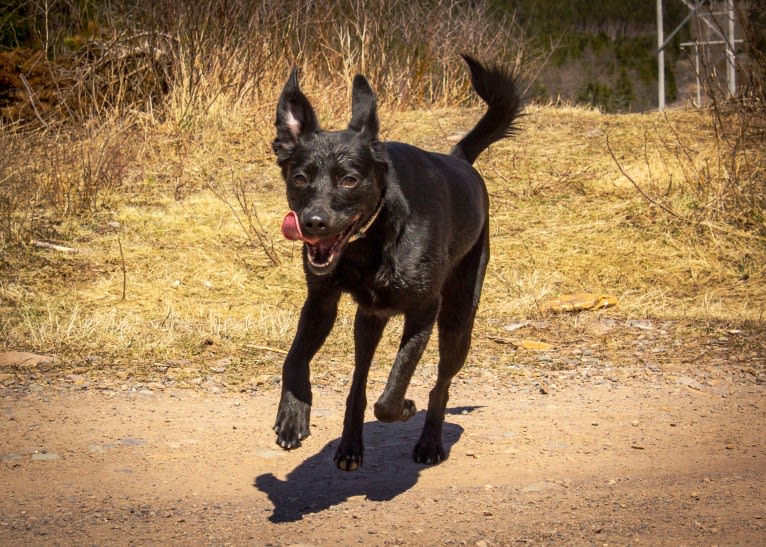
top-left (656, 0), bottom-right (742, 109)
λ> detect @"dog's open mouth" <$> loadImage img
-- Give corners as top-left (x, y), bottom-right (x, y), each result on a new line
top-left (281, 211), bottom-right (361, 274)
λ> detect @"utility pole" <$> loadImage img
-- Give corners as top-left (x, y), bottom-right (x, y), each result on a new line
top-left (657, 0), bottom-right (666, 110)
top-left (726, 0), bottom-right (736, 96)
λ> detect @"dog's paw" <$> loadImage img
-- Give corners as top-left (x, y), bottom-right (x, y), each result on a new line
top-left (273, 392), bottom-right (311, 450)
top-left (333, 439), bottom-right (364, 471)
top-left (400, 398), bottom-right (417, 420)
top-left (412, 439), bottom-right (445, 465)
top-left (373, 397), bottom-right (417, 423)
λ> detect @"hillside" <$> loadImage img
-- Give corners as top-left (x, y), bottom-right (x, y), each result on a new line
top-left (1, 103), bottom-right (764, 374)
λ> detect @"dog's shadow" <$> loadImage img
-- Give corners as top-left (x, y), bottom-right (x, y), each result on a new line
top-left (254, 407), bottom-right (479, 522)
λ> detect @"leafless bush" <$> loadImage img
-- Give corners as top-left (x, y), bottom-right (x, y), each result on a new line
top-left (0, 123), bottom-right (132, 245)
top-left (206, 174), bottom-right (282, 268)
top-left (40, 127), bottom-right (129, 215)
top-left (615, 4), bottom-right (765, 236)
top-left (6, 0), bottom-right (537, 125)
top-left (0, 129), bottom-right (38, 243)
top-left (692, 4), bottom-right (766, 233)
top-left (2, 0), bottom-right (543, 254)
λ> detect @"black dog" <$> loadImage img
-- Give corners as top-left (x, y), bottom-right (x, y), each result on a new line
top-left (271, 55), bottom-right (522, 470)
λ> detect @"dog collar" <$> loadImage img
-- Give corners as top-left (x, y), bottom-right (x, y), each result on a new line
top-left (349, 198), bottom-right (384, 243)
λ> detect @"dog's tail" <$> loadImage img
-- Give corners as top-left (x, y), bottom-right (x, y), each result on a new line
top-left (451, 55), bottom-right (523, 165)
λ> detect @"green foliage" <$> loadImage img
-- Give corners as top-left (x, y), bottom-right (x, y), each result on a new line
top-left (0, 0), bottom-right (99, 54)
top-left (0, 1), bottom-right (32, 49)
top-left (502, 0), bottom-right (687, 35)
top-left (575, 67), bottom-right (635, 113)
top-left (500, 0), bottom-right (688, 111)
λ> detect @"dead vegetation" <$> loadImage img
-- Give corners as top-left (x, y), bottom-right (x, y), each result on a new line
top-left (0, 1), bottom-right (764, 381)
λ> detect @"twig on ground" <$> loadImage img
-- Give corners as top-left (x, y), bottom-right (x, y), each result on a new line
top-left (605, 134), bottom-right (682, 220)
top-left (32, 240), bottom-right (79, 253)
top-left (117, 236), bottom-right (127, 301)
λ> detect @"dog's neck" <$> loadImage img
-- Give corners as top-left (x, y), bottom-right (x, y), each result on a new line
top-left (349, 197), bottom-right (385, 243)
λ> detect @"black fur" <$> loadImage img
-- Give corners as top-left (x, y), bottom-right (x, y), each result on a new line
top-left (271, 55), bottom-right (522, 471)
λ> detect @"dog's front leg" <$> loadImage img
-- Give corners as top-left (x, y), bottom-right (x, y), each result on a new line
top-left (374, 302), bottom-right (439, 423)
top-left (274, 289), bottom-right (340, 449)
top-left (334, 309), bottom-right (389, 471)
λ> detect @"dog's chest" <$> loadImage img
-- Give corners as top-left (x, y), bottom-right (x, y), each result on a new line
top-left (337, 259), bottom-right (413, 315)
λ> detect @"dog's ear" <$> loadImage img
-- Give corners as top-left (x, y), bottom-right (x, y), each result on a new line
top-left (273, 68), bottom-right (320, 163)
top-left (348, 75), bottom-right (379, 139)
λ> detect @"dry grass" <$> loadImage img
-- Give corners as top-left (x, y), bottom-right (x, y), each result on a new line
top-left (1, 100), bottom-right (765, 382)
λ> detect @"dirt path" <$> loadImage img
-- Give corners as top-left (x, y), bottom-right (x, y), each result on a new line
top-left (2, 321), bottom-right (766, 545)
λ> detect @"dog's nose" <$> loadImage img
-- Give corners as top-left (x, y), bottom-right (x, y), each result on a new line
top-left (303, 212), bottom-right (330, 236)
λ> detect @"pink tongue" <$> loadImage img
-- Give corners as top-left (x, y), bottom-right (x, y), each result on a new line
top-left (281, 211), bottom-right (305, 241)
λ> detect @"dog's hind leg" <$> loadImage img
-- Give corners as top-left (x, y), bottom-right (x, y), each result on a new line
top-left (373, 302), bottom-right (440, 423)
top-left (334, 309), bottom-right (389, 471)
top-left (413, 226), bottom-right (489, 464)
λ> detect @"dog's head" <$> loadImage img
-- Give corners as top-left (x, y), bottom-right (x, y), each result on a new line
top-left (273, 70), bottom-right (388, 276)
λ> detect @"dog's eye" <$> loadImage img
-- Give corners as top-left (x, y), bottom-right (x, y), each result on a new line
top-left (339, 175), bottom-right (358, 188)
top-left (292, 173), bottom-right (308, 186)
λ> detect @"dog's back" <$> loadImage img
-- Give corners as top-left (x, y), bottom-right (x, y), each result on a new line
top-left (379, 57), bottom-right (522, 276)
top-left (383, 142), bottom-right (488, 271)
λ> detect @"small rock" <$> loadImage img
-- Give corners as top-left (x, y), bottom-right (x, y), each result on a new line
top-left (0, 373), bottom-right (15, 384)
top-left (503, 321), bottom-right (529, 332)
top-left (521, 480), bottom-right (566, 493)
top-left (214, 357), bottom-right (232, 368)
top-left (31, 452), bottom-right (60, 461)
top-left (0, 352), bottom-right (59, 370)
top-left (677, 376), bottom-right (705, 391)
top-left (120, 438), bottom-right (147, 447)
top-left (627, 320), bottom-right (653, 330)
top-left (255, 374), bottom-right (272, 386)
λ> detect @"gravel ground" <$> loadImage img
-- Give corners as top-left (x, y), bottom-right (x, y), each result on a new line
top-left (1, 317), bottom-right (765, 545)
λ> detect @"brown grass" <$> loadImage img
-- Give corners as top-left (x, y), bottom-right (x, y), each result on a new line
top-left (0, 1), bottom-right (763, 382)
top-left (1, 100), bottom-right (764, 383)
